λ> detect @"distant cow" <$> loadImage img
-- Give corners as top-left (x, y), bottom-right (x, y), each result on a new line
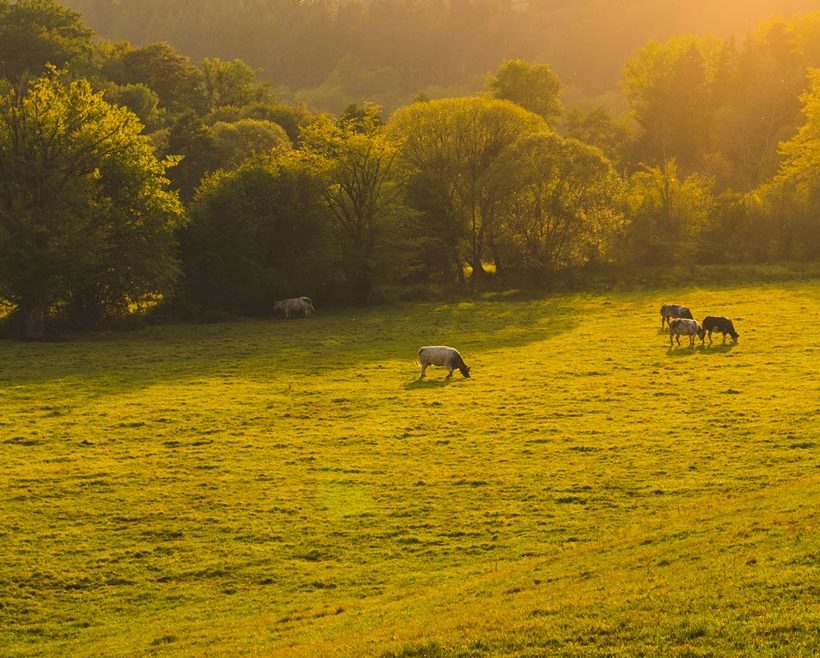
top-left (660, 304), bottom-right (694, 328)
top-left (273, 296), bottom-right (315, 319)
top-left (415, 346), bottom-right (471, 379)
top-left (701, 316), bottom-right (739, 343)
top-left (669, 318), bottom-right (703, 348)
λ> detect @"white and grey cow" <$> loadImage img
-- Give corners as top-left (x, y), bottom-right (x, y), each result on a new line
top-left (669, 318), bottom-right (704, 348)
top-left (660, 303), bottom-right (694, 328)
top-left (273, 296), bottom-right (315, 319)
top-left (415, 346), bottom-right (471, 379)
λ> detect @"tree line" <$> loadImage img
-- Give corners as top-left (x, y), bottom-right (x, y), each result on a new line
top-left (1, 0), bottom-right (819, 340)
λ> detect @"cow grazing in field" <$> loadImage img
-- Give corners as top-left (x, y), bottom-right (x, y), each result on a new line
top-left (274, 296), bottom-right (315, 319)
top-left (415, 346), bottom-right (471, 379)
top-left (660, 304), bottom-right (694, 328)
top-left (669, 318), bottom-right (704, 348)
top-left (701, 316), bottom-right (739, 343)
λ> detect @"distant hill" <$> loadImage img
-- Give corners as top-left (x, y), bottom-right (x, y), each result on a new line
top-left (63, 0), bottom-right (820, 109)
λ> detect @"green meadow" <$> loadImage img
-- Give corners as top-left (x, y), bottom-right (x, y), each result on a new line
top-left (1, 281), bottom-right (819, 657)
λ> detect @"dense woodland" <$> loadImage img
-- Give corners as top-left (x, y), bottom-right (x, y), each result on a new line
top-left (1, 0), bottom-right (820, 339)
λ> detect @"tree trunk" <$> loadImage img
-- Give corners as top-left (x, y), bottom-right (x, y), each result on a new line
top-left (23, 301), bottom-right (46, 341)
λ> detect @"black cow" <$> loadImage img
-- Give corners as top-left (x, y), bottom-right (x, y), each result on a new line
top-left (701, 316), bottom-right (739, 343)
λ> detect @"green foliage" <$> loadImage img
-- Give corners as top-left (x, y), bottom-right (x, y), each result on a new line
top-left (622, 160), bottom-right (715, 266)
top-left (210, 118), bottom-right (291, 169)
top-left (181, 153), bottom-right (334, 315)
top-left (487, 59), bottom-right (562, 125)
top-left (623, 35), bottom-right (722, 172)
top-left (303, 112), bottom-right (413, 301)
top-left (751, 68), bottom-right (820, 260)
top-left (388, 97), bottom-right (548, 283)
top-left (495, 133), bottom-right (623, 278)
top-left (202, 56), bottom-right (269, 110)
top-left (0, 0), bottom-right (94, 80)
top-left (0, 70), bottom-right (185, 338)
top-left (102, 81), bottom-right (163, 131)
top-left (104, 41), bottom-right (205, 114)
top-left (563, 106), bottom-right (631, 172)
top-left (164, 112), bottom-right (220, 203)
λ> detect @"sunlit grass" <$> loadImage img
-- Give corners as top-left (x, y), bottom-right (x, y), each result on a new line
top-left (1, 281), bottom-right (818, 657)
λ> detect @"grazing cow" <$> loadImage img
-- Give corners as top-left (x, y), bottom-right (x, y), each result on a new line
top-left (273, 296), bottom-right (315, 319)
top-left (660, 304), bottom-right (694, 328)
top-left (415, 346), bottom-right (471, 379)
top-left (701, 316), bottom-right (739, 343)
top-left (669, 318), bottom-right (704, 348)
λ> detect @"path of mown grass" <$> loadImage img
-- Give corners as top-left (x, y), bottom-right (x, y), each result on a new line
top-left (1, 281), bottom-right (818, 657)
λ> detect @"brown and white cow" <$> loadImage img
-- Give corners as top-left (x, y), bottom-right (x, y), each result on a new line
top-left (669, 318), bottom-right (704, 348)
top-left (273, 296), bottom-right (315, 319)
top-left (660, 304), bottom-right (694, 328)
top-left (415, 346), bottom-right (471, 379)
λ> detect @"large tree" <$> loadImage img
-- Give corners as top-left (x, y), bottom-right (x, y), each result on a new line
top-left (0, 71), bottom-right (185, 338)
top-left (488, 59), bottom-right (562, 126)
top-left (388, 97), bottom-right (546, 282)
top-left (0, 0), bottom-right (93, 81)
top-left (181, 153), bottom-right (333, 316)
top-left (495, 133), bottom-right (622, 278)
top-left (303, 107), bottom-right (406, 301)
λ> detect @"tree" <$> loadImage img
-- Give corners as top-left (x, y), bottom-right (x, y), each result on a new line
top-left (622, 36), bottom-right (721, 172)
top-left (302, 111), bottom-right (405, 301)
top-left (181, 153), bottom-right (334, 316)
top-left (107, 41), bottom-right (205, 114)
top-left (0, 0), bottom-right (93, 81)
top-left (622, 160), bottom-right (714, 266)
top-left (164, 112), bottom-right (219, 203)
top-left (103, 82), bottom-right (163, 132)
top-left (488, 59), bottom-right (562, 126)
top-left (210, 118), bottom-right (291, 170)
top-left (202, 57), bottom-right (269, 110)
top-left (495, 133), bottom-right (622, 278)
top-left (388, 97), bottom-right (547, 282)
top-left (563, 106), bottom-right (630, 173)
top-left (0, 71), bottom-right (185, 338)
top-left (755, 67), bottom-right (820, 260)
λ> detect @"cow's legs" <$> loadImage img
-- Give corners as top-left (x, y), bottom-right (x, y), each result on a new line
top-left (445, 368), bottom-right (453, 378)
top-left (420, 363), bottom-right (428, 379)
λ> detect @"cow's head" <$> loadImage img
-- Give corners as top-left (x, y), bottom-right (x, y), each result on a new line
top-left (459, 365), bottom-right (471, 378)
top-left (697, 325), bottom-right (705, 340)
top-left (731, 330), bottom-right (739, 342)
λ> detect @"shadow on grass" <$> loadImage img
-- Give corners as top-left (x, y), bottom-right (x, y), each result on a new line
top-left (0, 297), bottom-right (581, 392)
top-left (666, 344), bottom-right (701, 356)
top-left (700, 342), bottom-right (738, 354)
top-left (403, 376), bottom-right (467, 390)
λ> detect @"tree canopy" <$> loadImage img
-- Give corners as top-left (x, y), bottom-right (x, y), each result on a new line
top-left (0, 70), bottom-right (184, 338)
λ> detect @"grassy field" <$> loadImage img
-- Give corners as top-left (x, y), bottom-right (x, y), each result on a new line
top-left (1, 281), bottom-right (819, 657)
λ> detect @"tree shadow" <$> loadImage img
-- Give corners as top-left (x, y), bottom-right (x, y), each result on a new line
top-left (0, 296), bottom-right (581, 394)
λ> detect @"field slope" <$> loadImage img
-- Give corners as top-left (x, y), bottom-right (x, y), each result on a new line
top-left (1, 282), bottom-right (819, 657)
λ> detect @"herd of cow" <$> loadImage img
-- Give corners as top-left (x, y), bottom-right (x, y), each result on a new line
top-left (272, 296), bottom-right (740, 379)
top-left (660, 303), bottom-right (740, 348)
